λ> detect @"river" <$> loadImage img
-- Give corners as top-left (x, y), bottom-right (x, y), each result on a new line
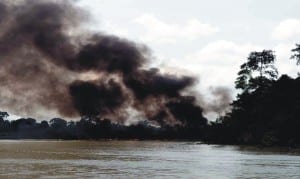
top-left (0, 140), bottom-right (299, 178)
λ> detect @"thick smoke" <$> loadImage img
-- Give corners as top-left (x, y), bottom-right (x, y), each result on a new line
top-left (69, 79), bottom-right (127, 117)
top-left (199, 86), bottom-right (233, 115)
top-left (0, 0), bottom-right (231, 126)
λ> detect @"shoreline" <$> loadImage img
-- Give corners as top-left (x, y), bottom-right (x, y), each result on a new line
top-left (0, 138), bottom-right (299, 151)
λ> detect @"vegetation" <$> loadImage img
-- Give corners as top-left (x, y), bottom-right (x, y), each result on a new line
top-left (235, 50), bottom-right (278, 92)
top-left (205, 46), bottom-right (300, 147)
top-left (0, 115), bottom-right (206, 140)
top-left (1, 45), bottom-right (300, 147)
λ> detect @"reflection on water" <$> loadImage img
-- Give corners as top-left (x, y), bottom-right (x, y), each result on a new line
top-left (0, 140), bottom-right (299, 178)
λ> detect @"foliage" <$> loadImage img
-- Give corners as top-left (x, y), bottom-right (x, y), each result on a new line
top-left (291, 44), bottom-right (300, 65)
top-left (0, 115), bottom-right (207, 140)
top-left (206, 46), bottom-right (300, 147)
top-left (235, 50), bottom-right (278, 92)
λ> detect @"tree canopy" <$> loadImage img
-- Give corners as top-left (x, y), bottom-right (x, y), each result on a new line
top-left (235, 50), bottom-right (278, 92)
top-left (205, 45), bottom-right (300, 147)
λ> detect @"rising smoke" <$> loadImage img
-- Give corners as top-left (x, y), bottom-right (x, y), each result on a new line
top-left (0, 0), bottom-right (231, 127)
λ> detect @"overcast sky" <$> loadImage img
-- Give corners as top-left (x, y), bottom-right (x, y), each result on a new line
top-left (7, 0), bottom-right (300, 121)
top-left (76, 0), bottom-right (300, 92)
top-left (74, 0), bottom-right (300, 117)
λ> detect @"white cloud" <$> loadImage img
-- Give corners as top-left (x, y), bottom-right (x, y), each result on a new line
top-left (272, 19), bottom-right (300, 40)
top-left (102, 21), bottom-right (130, 38)
top-left (185, 40), bottom-right (260, 66)
top-left (134, 14), bottom-right (219, 44)
top-left (84, 19), bottom-right (130, 38)
top-left (159, 41), bottom-right (299, 92)
top-left (175, 41), bottom-right (261, 87)
top-left (274, 43), bottom-right (298, 77)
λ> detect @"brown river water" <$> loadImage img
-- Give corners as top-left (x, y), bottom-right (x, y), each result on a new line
top-left (0, 140), bottom-right (299, 178)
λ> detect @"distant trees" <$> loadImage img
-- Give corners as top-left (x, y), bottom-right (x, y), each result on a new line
top-left (0, 112), bottom-right (8, 120)
top-left (235, 50), bottom-right (278, 92)
top-left (291, 44), bottom-right (300, 76)
top-left (291, 44), bottom-right (300, 65)
top-left (0, 114), bottom-right (207, 140)
top-left (49, 118), bottom-right (67, 129)
top-left (0, 112), bottom-right (10, 133)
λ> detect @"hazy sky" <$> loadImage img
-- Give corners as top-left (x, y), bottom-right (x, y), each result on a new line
top-left (76, 0), bottom-right (300, 94)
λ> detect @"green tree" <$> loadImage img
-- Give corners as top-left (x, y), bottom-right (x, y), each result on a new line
top-left (235, 50), bottom-right (278, 92)
top-left (235, 63), bottom-right (251, 91)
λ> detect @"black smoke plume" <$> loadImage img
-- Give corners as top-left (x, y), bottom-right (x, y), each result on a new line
top-left (0, 0), bottom-right (231, 128)
top-left (69, 79), bottom-right (126, 117)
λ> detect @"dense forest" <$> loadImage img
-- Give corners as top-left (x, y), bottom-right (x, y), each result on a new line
top-left (205, 44), bottom-right (300, 147)
top-left (1, 45), bottom-right (300, 147)
top-left (0, 113), bottom-right (206, 140)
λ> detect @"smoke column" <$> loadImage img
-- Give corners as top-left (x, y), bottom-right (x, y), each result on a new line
top-left (0, 0), bottom-right (231, 127)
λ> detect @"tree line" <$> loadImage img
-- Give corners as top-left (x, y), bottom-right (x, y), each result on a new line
top-left (1, 44), bottom-right (300, 147)
top-left (205, 44), bottom-right (300, 147)
top-left (0, 113), bottom-right (206, 140)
